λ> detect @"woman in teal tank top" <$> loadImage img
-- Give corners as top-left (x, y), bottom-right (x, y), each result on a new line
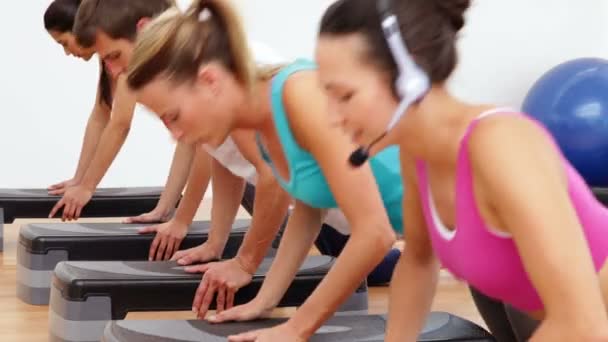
top-left (259, 58), bottom-right (404, 231)
top-left (126, 2), bottom-right (402, 341)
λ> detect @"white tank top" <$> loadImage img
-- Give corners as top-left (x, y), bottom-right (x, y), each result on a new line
top-left (203, 137), bottom-right (257, 185)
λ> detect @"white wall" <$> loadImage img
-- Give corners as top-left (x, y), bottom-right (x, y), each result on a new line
top-left (1, 0), bottom-right (607, 188)
top-left (449, 0), bottom-right (608, 108)
top-left (0, 1), bottom-right (175, 188)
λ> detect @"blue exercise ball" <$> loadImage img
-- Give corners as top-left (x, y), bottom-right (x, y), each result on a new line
top-left (522, 57), bottom-right (608, 187)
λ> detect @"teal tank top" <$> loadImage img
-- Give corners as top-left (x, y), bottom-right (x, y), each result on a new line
top-left (257, 59), bottom-right (404, 233)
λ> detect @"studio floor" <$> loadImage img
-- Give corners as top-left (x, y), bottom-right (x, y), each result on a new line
top-left (0, 200), bottom-right (484, 341)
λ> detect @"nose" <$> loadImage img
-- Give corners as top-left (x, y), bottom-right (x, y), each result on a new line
top-left (104, 61), bottom-right (124, 78)
top-left (63, 47), bottom-right (71, 56)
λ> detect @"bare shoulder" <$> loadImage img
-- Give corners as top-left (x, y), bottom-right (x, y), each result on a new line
top-left (467, 113), bottom-right (565, 192)
top-left (281, 70), bottom-right (320, 111)
top-left (468, 113), bottom-right (558, 164)
top-left (278, 69), bottom-right (344, 154)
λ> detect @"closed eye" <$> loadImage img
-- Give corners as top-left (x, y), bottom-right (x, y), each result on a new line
top-left (103, 51), bottom-right (121, 62)
top-left (339, 91), bottom-right (354, 103)
top-left (162, 111), bottom-right (180, 125)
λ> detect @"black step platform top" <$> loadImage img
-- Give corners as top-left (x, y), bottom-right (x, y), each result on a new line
top-left (52, 256), bottom-right (356, 319)
top-left (1, 187), bottom-right (165, 223)
top-left (19, 219), bottom-right (251, 259)
top-left (103, 312), bottom-right (495, 341)
top-left (594, 187), bottom-right (608, 206)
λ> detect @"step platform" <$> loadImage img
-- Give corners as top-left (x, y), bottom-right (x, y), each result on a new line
top-left (0, 187), bottom-right (165, 251)
top-left (49, 256), bottom-right (368, 342)
top-left (17, 219), bottom-right (251, 305)
top-left (101, 313), bottom-right (495, 342)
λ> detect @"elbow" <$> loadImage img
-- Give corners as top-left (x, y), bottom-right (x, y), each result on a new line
top-left (376, 228), bottom-right (397, 252)
top-left (353, 219), bottom-right (396, 253)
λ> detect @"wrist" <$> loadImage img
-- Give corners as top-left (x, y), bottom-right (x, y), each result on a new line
top-left (171, 215), bottom-right (191, 230)
top-left (234, 253), bottom-right (258, 275)
top-left (204, 235), bottom-right (228, 255)
top-left (79, 178), bottom-right (97, 192)
top-left (173, 209), bottom-right (193, 226)
top-left (154, 203), bottom-right (175, 220)
top-left (285, 315), bottom-right (316, 340)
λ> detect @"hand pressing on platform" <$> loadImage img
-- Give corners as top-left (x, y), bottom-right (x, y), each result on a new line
top-left (47, 178), bottom-right (80, 196)
top-left (206, 296), bottom-right (273, 324)
top-left (172, 241), bottom-right (224, 265)
top-left (186, 257), bottom-right (256, 319)
top-left (124, 206), bottom-right (174, 224)
top-left (139, 219), bottom-right (189, 261)
top-left (48, 184), bottom-right (93, 221)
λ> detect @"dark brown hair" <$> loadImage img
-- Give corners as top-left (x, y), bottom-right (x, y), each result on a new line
top-left (73, 0), bottom-right (175, 48)
top-left (44, 0), bottom-right (113, 108)
top-left (126, 0), bottom-right (257, 93)
top-left (44, 0), bottom-right (82, 32)
top-left (319, 0), bottom-right (470, 87)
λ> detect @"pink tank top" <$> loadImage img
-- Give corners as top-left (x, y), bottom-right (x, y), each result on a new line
top-left (415, 109), bottom-right (608, 312)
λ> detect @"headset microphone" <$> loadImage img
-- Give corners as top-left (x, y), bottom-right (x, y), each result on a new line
top-left (349, 133), bottom-right (387, 167)
top-left (348, 0), bottom-right (430, 167)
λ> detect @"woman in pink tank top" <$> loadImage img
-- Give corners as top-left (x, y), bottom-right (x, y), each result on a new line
top-left (315, 0), bottom-right (608, 341)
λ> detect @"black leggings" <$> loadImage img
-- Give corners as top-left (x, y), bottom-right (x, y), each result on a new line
top-left (241, 183), bottom-right (400, 285)
top-left (469, 287), bottom-right (539, 342)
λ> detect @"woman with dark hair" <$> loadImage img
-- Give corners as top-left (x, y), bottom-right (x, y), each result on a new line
top-left (44, 0), bottom-right (114, 193)
top-left (314, 0), bottom-right (608, 340)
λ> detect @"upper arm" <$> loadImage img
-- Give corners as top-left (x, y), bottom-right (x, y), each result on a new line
top-left (400, 152), bottom-right (434, 261)
top-left (108, 75), bottom-right (136, 127)
top-left (469, 116), bottom-right (577, 251)
top-left (90, 77), bottom-right (111, 122)
top-left (282, 71), bottom-right (394, 235)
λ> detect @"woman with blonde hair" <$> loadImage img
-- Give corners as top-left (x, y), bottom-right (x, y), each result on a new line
top-left (126, 0), bottom-right (404, 340)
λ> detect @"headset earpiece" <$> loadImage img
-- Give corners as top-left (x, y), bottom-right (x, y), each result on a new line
top-left (348, 0), bottom-right (431, 167)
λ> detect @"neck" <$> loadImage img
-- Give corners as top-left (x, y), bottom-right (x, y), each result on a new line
top-left (233, 79), bottom-right (274, 131)
top-left (397, 86), bottom-right (489, 164)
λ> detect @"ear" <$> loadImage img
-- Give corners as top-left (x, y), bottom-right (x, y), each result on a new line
top-left (195, 64), bottom-right (222, 96)
top-left (136, 17), bottom-right (152, 32)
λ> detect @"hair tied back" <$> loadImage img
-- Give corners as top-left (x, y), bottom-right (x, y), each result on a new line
top-left (198, 8), bottom-right (212, 22)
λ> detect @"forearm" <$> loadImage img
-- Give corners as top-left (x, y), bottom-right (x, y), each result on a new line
top-left (235, 174), bottom-right (290, 274)
top-left (173, 150), bottom-right (212, 225)
top-left (206, 159), bottom-right (247, 252)
top-left (288, 228), bottom-right (394, 337)
top-left (255, 203), bottom-right (322, 308)
top-left (385, 250), bottom-right (440, 341)
top-left (79, 121), bottom-right (130, 190)
top-left (155, 142), bottom-right (197, 214)
top-left (73, 109), bottom-right (109, 180)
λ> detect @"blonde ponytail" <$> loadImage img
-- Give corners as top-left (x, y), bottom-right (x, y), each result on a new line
top-left (127, 0), bottom-right (256, 93)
